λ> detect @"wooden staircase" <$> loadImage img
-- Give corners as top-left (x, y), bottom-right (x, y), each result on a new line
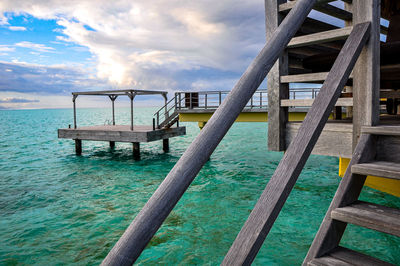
top-left (304, 126), bottom-right (400, 266)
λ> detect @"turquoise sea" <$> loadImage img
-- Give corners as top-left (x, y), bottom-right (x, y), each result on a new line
top-left (0, 107), bottom-right (399, 265)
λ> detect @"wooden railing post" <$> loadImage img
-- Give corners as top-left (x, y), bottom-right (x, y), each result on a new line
top-left (101, 1), bottom-right (317, 264)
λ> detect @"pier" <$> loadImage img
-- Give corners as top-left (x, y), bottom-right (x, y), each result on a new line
top-left (58, 89), bottom-right (186, 159)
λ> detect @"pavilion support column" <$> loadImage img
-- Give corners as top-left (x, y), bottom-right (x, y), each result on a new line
top-left (128, 93), bottom-right (136, 131)
top-left (110, 141), bottom-right (115, 149)
top-left (266, 0), bottom-right (289, 151)
top-left (352, 0), bottom-right (380, 150)
top-left (75, 139), bottom-right (82, 155)
top-left (163, 139), bottom-right (169, 153)
top-left (133, 142), bottom-right (140, 160)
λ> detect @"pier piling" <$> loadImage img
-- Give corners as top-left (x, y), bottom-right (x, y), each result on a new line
top-left (133, 142), bottom-right (140, 160)
top-left (75, 139), bottom-right (82, 155)
top-left (163, 139), bottom-right (169, 152)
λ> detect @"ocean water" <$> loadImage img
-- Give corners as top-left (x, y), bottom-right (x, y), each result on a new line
top-left (0, 107), bottom-right (399, 265)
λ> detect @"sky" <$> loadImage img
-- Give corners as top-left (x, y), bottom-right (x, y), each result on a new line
top-left (0, 0), bottom-right (348, 109)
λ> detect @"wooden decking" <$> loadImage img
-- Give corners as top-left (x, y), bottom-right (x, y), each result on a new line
top-left (58, 125), bottom-right (185, 143)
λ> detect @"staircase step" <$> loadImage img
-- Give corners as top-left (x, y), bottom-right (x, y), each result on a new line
top-left (362, 126), bottom-right (400, 136)
top-left (331, 201), bottom-right (400, 237)
top-left (308, 246), bottom-right (394, 266)
top-left (351, 161), bottom-right (400, 180)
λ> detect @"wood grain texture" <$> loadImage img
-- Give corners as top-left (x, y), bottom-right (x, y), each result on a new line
top-left (58, 125), bottom-right (186, 143)
top-left (267, 0), bottom-right (289, 151)
top-left (351, 161), bottom-right (400, 180)
top-left (302, 134), bottom-right (377, 265)
top-left (286, 122), bottom-right (353, 158)
top-left (362, 125), bottom-right (400, 136)
top-left (331, 200), bottom-right (400, 237)
top-left (352, 0), bottom-right (380, 150)
top-left (288, 26), bottom-right (353, 48)
top-left (281, 98), bottom-right (353, 107)
top-left (376, 136), bottom-right (400, 163)
top-left (309, 246), bottom-right (394, 266)
top-left (223, 22), bottom-right (371, 265)
top-left (101, 1), bottom-right (317, 265)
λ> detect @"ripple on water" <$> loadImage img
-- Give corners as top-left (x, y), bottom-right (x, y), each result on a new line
top-left (0, 109), bottom-right (399, 265)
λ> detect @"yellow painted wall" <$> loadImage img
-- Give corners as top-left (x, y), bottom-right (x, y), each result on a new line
top-left (339, 157), bottom-right (400, 197)
top-left (179, 111), bottom-right (312, 123)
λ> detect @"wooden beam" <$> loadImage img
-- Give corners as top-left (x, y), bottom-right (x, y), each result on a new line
top-left (267, 0), bottom-right (289, 151)
top-left (223, 22), bottom-right (371, 265)
top-left (352, 0), bottom-right (380, 150)
top-left (281, 98), bottom-right (353, 107)
top-left (101, 1), bottom-right (318, 265)
top-left (280, 1), bottom-right (353, 21)
top-left (288, 26), bottom-right (353, 48)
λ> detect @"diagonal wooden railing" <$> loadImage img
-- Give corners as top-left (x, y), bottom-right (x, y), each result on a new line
top-left (101, 0), bottom-right (317, 265)
top-left (222, 22), bottom-right (371, 265)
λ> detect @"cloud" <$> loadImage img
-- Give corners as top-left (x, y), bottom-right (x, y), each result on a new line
top-left (0, 61), bottom-right (108, 94)
top-left (15, 41), bottom-right (55, 53)
top-left (0, 97), bottom-right (39, 103)
top-left (0, 45), bottom-right (15, 52)
top-left (8, 26), bottom-right (27, 31)
top-left (0, 0), bottom-right (265, 91)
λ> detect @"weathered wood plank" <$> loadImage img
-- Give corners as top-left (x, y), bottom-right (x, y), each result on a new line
top-left (362, 125), bottom-right (400, 136)
top-left (352, 0), bottom-right (380, 150)
top-left (303, 134), bottom-right (377, 265)
top-left (331, 201), bottom-right (400, 237)
top-left (286, 122), bottom-right (353, 158)
top-left (58, 126), bottom-right (186, 143)
top-left (223, 22), bottom-right (371, 265)
top-left (267, 0), bottom-right (289, 151)
top-left (101, 1), bottom-right (318, 265)
top-left (309, 246), bottom-right (394, 266)
top-left (281, 98), bottom-right (353, 107)
top-left (351, 161), bottom-right (400, 180)
top-left (281, 72), bottom-right (329, 83)
top-left (288, 26), bottom-right (353, 48)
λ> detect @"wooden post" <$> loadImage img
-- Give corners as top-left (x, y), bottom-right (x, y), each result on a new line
top-left (133, 142), bottom-right (140, 160)
top-left (73, 95), bottom-right (77, 129)
top-left (267, 0), bottom-right (289, 151)
top-left (109, 95), bottom-right (117, 126)
top-left (128, 93), bottom-right (136, 131)
top-left (163, 139), bottom-right (169, 152)
top-left (110, 141), bottom-right (115, 149)
top-left (352, 0), bottom-right (380, 150)
top-left (75, 139), bottom-right (82, 155)
top-left (101, 1), bottom-right (317, 264)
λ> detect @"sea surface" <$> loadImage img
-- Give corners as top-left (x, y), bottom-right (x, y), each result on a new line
top-left (0, 107), bottom-right (399, 265)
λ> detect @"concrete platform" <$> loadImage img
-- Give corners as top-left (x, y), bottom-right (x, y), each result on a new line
top-left (58, 125), bottom-right (186, 142)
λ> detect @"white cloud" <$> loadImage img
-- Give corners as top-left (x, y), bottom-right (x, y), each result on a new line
top-left (15, 41), bottom-right (55, 53)
top-left (0, 0), bottom-right (265, 90)
top-left (0, 45), bottom-right (15, 52)
top-left (8, 26), bottom-right (27, 31)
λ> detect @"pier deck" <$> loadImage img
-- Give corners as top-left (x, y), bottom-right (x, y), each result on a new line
top-left (58, 125), bottom-right (185, 143)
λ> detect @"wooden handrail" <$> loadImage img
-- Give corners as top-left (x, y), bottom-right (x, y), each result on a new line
top-left (101, 0), bottom-right (317, 265)
top-left (222, 22), bottom-right (371, 265)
